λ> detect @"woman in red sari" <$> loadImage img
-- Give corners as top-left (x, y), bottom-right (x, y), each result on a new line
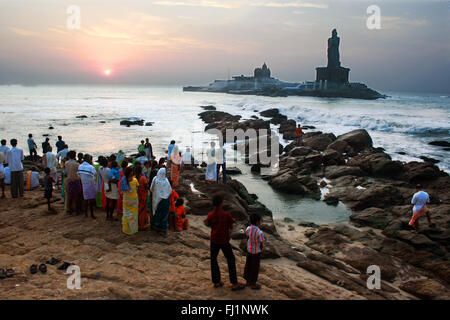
top-left (116, 160), bottom-right (128, 217)
top-left (135, 165), bottom-right (149, 230)
top-left (170, 145), bottom-right (181, 187)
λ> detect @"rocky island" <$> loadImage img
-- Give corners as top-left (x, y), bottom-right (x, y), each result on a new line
top-left (184, 29), bottom-right (386, 100)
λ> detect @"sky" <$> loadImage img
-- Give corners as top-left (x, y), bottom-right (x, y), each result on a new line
top-left (0, 0), bottom-right (449, 93)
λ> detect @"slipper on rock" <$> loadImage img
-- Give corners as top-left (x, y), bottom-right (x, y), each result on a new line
top-left (39, 264), bottom-right (47, 274)
top-left (251, 284), bottom-right (261, 290)
top-left (46, 257), bottom-right (61, 265)
top-left (30, 264), bottom-right (38, 274)
top-left (214, 281), bottom-right (224, 288)
top-left (57, 262), bottom-right (72, 271)
top-left (0, 268), bottom-right (6, 279)
top-left (6, 269), bottom-right (14, 278)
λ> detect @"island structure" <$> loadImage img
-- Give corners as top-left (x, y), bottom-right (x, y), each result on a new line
top-left (183, 29), bottom-right (386, 100)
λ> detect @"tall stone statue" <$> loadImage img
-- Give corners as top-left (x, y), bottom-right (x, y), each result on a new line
top-left (327, 29), bottom-right (340, 68)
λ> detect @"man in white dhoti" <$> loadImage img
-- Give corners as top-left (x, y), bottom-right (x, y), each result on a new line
top-left (205, 142), bottom-right (217, 182)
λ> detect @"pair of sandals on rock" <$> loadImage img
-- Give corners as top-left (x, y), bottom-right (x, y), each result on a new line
top-left (29, 258), bottom-right (73, 274)
top-left (214, 281), bottom-right (253, 291)
top-left (0, 268), bottom-right (15, 279)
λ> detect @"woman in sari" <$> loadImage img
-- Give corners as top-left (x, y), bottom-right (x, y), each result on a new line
top-left (135, 166), bottom-right (149, 230)
top-left (205, 142), bottom-right (217, 182)
top-left (170, 145), bottom-right (181, 187)
top-left (150, 168), bottom-right (172, 235)
top-left (116, 160), bottom-right (128, 217)
top-left (121, 166), bottom-right (139, 235)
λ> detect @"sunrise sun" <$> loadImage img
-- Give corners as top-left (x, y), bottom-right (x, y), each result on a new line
top-left (104, 69), bottom-right (112, 76)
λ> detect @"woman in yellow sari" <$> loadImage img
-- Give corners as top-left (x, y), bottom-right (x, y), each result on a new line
top-left (121, 166), bottom-right (139, 235)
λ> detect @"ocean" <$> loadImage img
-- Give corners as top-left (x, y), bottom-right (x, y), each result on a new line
top-left (0, 85), bottom-right (448, 223)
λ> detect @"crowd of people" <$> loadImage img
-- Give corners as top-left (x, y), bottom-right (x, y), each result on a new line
top-left (0, 132), bottom-right (434, 291)
top-left (0, 134), bottom-right (267, 290)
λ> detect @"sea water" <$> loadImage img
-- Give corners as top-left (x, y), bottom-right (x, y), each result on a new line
top-left (0, 85), bottom-right (448, 223)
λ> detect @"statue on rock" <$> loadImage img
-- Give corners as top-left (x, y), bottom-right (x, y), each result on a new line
top-left (327, 29), bottom-right (341, 68)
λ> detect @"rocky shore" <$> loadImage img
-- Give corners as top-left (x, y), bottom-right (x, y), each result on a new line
top-left (0, 107), bottom-right (448, 300)
top-left (197, 107), bottom-right (450, 300)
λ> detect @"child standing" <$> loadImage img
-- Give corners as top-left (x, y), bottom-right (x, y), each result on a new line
top-left (44, 167), bottom-right (55, 212)
top-left (175, 198), bottom-right (189, 231)
top-left (244, 213), bottom-right (265, 290)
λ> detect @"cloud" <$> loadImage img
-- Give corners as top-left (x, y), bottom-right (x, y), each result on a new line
top-left (152, 0), bottom-right (328, 9)
top-left (8, 27), bottom-right (40, 37)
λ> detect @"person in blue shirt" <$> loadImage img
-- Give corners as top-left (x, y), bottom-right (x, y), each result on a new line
top-left (27, 133), bottom-right (38, 161)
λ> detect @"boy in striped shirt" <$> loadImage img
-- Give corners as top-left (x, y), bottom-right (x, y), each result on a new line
top-left (244, 213), bottom-right (265, 290)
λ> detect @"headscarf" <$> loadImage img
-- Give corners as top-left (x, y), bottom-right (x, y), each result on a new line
top-left (150, 168), bottom-right (172, 215)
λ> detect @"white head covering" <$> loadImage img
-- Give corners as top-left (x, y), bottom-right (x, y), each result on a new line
top-left (171, 145), bottom-right (181, 165)
top-left (150, 168), bottom-right (172, 215)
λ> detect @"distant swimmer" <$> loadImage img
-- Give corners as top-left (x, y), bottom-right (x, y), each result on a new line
top-left (409, 184), bottom-right (435, 232)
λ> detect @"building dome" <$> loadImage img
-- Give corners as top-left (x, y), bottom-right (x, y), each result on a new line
top-left (254, 63), bottom-right (271, 78)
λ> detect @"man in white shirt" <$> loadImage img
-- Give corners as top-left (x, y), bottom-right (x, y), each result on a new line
top-left (0, 151), bottom-right (6, 197)
top-left (56, 144), bottom-right (69, 163)
top-left (216, 143), bottom-right (227, 183)
top-left (6, 139), bottom-right (24, 198)
top-left (409, 184), bottom-right (433, 232)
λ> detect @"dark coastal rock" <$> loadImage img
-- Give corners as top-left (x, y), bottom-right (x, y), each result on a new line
top-left (288, 146), bottom-right (313, 157)
top-left (403, 161), bottom-right (444, 183)
top-left (324, 166), bottom-right (365, 179)
top-left (326, 140), bottom-right (351, 153)
top-left (145, 122), bottom-right (154, 127)
top-left (428, 141), bottom-right (450, 148)
top-left (120, 119), bottom-right (144, 126)
top-left (322, 148), bottom-right (344, 166)
top-left (335, 129), bottom-right (373, 152)
top-left (420, 156), bottom-right (440, 164)
top-left (269, 114), bottom-right (288, 125)
top-left (399, 279), bottom-right (450, 300)
top-left (347, 151), bottom-right (404, 177)
top-left (302, 133), bottom-right (336, 151)
top-left (200, 105), bottom-right (216, 111)
top-left (351, 185), bottom-right (404, 211)
top-left (48, 126), bottom-right (54, 130)
top-left (76, 115), bottom-right (88, 119)
top-left (259, 108), bottom-right (280, 117)
top-left (350, 207), bottom-right (392, 229)
top-left (198, 111), bottom-right (241, 124)
top-left (323, 195), bottom-right (339, 206)
top-left (226, 167), bottom-right (242, 175)
top-left (268, 172), bottom-right (320, 198)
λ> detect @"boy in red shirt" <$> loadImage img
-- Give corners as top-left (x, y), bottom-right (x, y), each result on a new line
top-left (295, 124), bottom-right (303, 146)
top-left (204, 194), bottom-right (245, 291)
top-left (175, 198), bottom-right (189, 231)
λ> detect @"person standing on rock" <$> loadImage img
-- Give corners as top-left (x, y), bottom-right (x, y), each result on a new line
top-left (43, 146), bottom-right (58, 189)
top-left (42, 137), bottom-right (51, 155)
top-left (205, 142), bottom-right (217, 182)
top-left (216, 142), bottom-right (227, 183)
top-left (204, 194), bottom-right (245, 291)
top-left (0, 151), bottom-right (6, 198)
top-left (27, 134), bottom-right (38, 161)
top-left (409, 184), bottom-right (433, 232)
top-left (65, 151), bottom-right (82, 215)
top-left (56, 136), bottom-right (65, 153)
top-left (7, 139), bottom-right (24, 198)
top-left (170, 145), bottom-right (181, 187)
top-left (144, 138), bottom-right (153, 161)
top-left (78, 154), bottom-right (97, 219)
top-left (244, 214), bottom-right (265, 290)
top-left (150, 168), bottom-right (172, 235)
top-left (295, 124), bottom-right (303, 146)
